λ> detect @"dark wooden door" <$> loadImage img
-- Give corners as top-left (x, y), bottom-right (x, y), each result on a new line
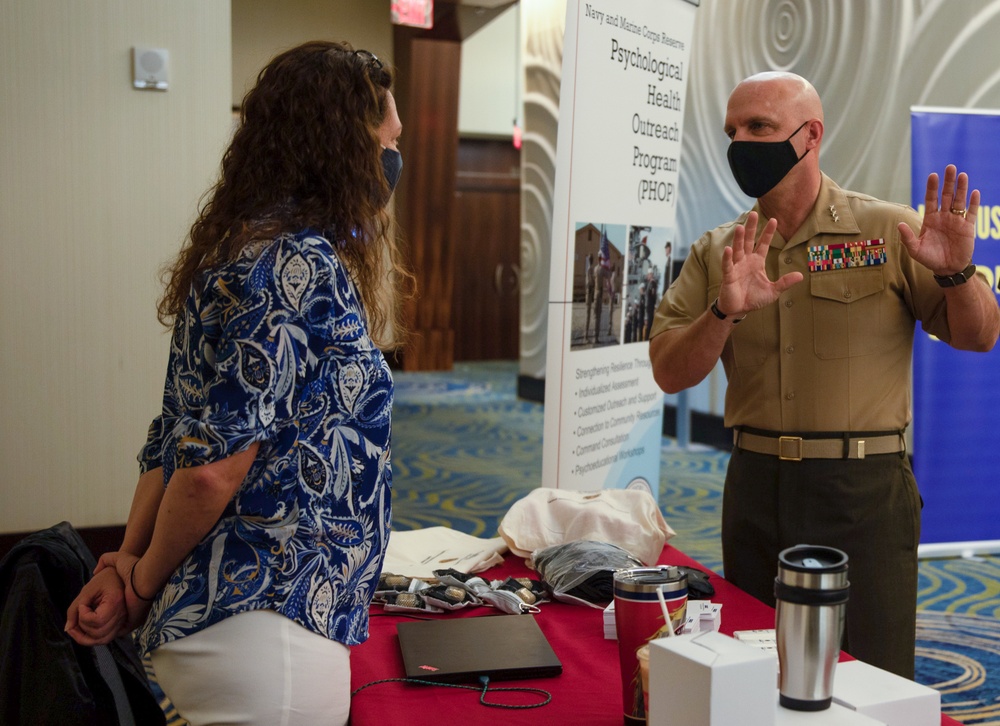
top-left (451, 138), bottom-right (520, 361)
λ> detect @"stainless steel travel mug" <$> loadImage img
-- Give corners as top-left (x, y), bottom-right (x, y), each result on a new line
top-left (774, 545), bottom-right (849, 711)
top-left (614, 566), bottom-right (688, 723)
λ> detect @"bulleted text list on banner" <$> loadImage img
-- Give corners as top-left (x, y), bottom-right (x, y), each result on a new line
top-left (542, 0), bottom-right (698, 493)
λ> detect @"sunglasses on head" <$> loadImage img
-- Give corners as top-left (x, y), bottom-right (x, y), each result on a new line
top-left (353, 49), bottom-right (384, 72)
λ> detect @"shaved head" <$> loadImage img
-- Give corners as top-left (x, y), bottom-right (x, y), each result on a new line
top-left (723, 70), bottom-right (825, 154)
top-left (730, 72), bottom-right (823, 124)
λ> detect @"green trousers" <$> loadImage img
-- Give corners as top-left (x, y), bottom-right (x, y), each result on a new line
top-left (722, 447), bottom-right (921, 678)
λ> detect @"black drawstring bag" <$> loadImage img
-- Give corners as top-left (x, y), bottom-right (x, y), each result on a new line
top-left (530, 540), bottom-right (643, 606)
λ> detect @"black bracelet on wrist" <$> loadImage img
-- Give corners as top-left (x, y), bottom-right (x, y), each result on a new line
top-left (932, 263), bottom-right (976, 287)
top-left (129, 561), bottom-right (156, 602)
top-left (710, 298), bottom-right (746, 323)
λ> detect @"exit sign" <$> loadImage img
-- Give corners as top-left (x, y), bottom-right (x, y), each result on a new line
top-left (392, 0), bottom-right (433, 29)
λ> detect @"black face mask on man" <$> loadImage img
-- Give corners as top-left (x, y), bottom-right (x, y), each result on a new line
top-left (381, 148), bottom-right (403, 195)
top-left (726, 121), bottom-right (809, 198)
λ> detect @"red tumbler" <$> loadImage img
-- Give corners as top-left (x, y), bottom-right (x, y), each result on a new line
top-left (613, 566), bottom-right (688, 723)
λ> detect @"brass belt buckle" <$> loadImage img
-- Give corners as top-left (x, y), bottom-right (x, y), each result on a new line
top-left (778, 436), bottom-right (803, 461)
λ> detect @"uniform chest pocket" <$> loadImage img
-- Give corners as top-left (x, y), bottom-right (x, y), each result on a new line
top-left (810, 268), bottom-right (886, 359)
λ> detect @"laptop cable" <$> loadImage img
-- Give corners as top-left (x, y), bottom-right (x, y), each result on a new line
top-left (351, 675), bottom-right (553, 709)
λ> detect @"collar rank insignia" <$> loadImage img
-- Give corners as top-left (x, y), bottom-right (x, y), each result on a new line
top-left (808, 239), bottom-right (886, 272)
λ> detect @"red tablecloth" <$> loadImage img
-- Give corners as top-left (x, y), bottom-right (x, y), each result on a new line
top-left (349, 545), bottom-right (959, 725)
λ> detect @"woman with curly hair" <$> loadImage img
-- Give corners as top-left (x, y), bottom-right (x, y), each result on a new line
top-left (66, 40), bottom-right (414, 725)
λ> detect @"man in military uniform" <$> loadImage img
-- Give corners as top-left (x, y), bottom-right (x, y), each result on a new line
top-left (584, 253), bottom-right (595, 342)
top-left (593, 252), bottom-right (610, 343)
top-left (643, 270), bottom-right (659, 341)
top-left (649, 71), bottom-right (1000, 678)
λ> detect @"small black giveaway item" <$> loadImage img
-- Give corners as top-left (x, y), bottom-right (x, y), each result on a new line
top-left (530, 540), bottom-right (643, 605)
top-left (676, 566), bottom-right (715, 599)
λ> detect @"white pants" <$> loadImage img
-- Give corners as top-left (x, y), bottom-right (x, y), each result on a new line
top-left (150, 609), bottom-right (351, 726)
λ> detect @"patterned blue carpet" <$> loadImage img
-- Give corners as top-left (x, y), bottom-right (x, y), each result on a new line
top-left (391, 361), bottom-right (1000, 725)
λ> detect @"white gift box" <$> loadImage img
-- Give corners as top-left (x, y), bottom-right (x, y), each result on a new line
top-left (775, 700), bottom-right (886, 725)
top-left (832, 660), bottom-right (940, 726)
top-left (647, 631), bottom-right (777, 726)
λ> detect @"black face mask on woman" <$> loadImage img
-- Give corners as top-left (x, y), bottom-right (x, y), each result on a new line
top-left (381, 148), bottom-right (403, 195)
top-left (726, 121), bottom-right (809, 198)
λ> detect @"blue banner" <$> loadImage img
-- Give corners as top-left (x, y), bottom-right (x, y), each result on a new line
top-left (911, 109), bottom-right (1000, 547)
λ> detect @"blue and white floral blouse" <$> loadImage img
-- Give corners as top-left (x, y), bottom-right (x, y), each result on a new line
top-left (135, 230), bottom-right (393, 656)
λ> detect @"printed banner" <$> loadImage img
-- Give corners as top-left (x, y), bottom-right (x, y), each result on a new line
top-left (542, 0), bottom-right (698, 493)
top-left (911, 108), bottom-right (1000, 548)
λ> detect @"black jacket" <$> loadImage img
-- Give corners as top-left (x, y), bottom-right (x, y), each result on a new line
top-left (0, 521), bottom-right (165, 726)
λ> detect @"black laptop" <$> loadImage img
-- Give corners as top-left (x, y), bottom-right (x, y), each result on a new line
top-left (396, 614), bottom-right (563, 684)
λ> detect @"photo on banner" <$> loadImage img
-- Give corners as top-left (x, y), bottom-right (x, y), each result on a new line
top-left (910, 108), bottom-right (1000, 552)
top-left (542, 0), bottom-right (698, 494)
top-left (623, 224), bottom-right (673, 345)
top-left (570, 222), bottom-right (625, 350)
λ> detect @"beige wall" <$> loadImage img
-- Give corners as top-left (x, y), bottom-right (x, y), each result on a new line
top-left (1, 1), bottom-right (232, 533)
top-left (232, 0), bottom-right (392, 107)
